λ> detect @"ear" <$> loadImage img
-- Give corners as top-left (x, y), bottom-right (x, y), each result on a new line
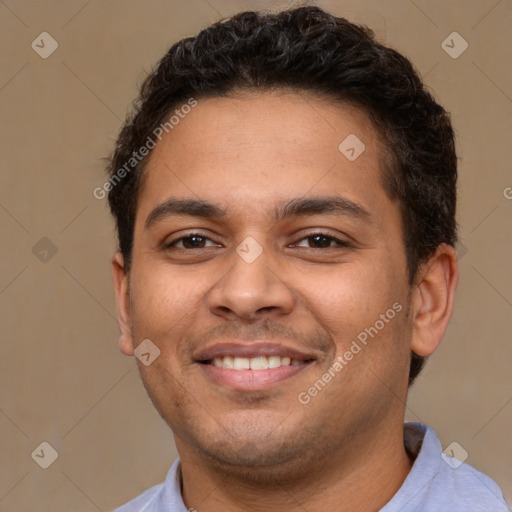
top-left (112, 251), bottom-right (134, 356)
top-left (410, 243), bottom-right (459, 357)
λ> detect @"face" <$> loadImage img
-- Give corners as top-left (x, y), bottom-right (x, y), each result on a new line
top-left (113, 91), bottom-right (440, 480)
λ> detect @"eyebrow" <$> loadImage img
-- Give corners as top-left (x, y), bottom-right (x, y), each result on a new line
top-left (144, 195), bottom-right (371, 230)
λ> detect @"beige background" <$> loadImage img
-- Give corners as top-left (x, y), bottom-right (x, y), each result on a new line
top-left (1, 0), bottom-right (511, 510)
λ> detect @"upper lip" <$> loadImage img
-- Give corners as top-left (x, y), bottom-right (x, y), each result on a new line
top-left (194, 342), bottom-right (317, 362)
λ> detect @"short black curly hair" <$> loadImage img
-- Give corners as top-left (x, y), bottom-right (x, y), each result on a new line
top-left (105, 6), bottom-right (458, 386)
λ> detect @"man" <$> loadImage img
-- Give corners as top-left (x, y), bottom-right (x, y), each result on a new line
top-left (106, 6), bottom-right (508, 511)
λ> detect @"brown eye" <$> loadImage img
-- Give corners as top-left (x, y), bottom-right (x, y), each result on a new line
top-left (166, 233), bottom-right (220, 250)
top-left (292, 233), bottom-right (350, 249)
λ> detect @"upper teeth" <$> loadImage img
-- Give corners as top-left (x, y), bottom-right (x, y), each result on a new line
top-left (212, 356), bottom-right (301, 370)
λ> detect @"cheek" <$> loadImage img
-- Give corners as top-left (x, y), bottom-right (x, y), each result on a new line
top-left (302, 264), bottom-right (409, 374)
top-left (129, 263), bottom-right (208, 335)
top-left (303, 263), bottom-right (398, 326)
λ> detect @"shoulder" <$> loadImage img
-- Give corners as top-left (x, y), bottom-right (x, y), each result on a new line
top-left (112, 482), bottom-right (163, 512)
top-left (433, 456), bottom-right (509, 511)
top-left (111, 459), bottom-right (183, 512)
top-left (385, 423), bottom-right (509, 511)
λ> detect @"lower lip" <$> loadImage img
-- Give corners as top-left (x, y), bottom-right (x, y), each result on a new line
top-left (199, 362), bottom-right (311, 391)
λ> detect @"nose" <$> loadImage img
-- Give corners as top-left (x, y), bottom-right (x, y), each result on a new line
top-left (207, 240), bottom-right (295, 322)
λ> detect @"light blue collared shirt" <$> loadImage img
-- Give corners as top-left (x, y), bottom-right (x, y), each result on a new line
top-left (114, 422), bottom-right (509, 511)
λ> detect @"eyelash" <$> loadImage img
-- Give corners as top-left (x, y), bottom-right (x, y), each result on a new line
top-left (165, 231), bottom-right (350, 250)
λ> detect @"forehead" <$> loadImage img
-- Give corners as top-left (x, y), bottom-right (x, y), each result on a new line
top-left (136, 91), bottom-right (394, 226)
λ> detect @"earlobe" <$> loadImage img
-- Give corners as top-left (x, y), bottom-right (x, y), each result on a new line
top-left (410, 243), bottom-right (459, 357)
top-left (112, 251), bottom-right (135, 356)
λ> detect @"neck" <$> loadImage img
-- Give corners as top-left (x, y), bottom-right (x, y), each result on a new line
top-left (177, 421), bottom-right (413, 512)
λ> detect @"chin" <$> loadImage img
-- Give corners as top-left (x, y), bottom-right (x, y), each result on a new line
top-left (197, 442), bottom-right (312, 484)
top-left (180, 419), bottom-right (321, 483)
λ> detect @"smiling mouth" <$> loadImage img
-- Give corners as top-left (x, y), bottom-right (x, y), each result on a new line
top-left (202, 355), bottom-right (313, 370)
top-left (194, 342), bottom-right (317, 390)
top-left (198, 355), bottom-right (315, 391)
